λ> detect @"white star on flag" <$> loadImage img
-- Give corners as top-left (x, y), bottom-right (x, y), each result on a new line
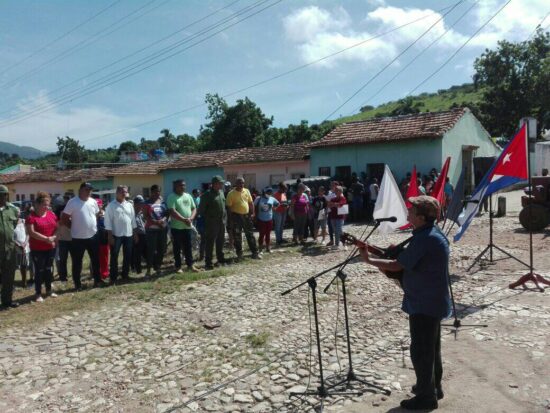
top-left (503, 152), bottom-right (512, 164)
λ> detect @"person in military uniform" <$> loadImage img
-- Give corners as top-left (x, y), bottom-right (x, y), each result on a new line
top-left (0, 184), bottom-right (20, 309)
top-left (199, 176), bottom-right (228, 270)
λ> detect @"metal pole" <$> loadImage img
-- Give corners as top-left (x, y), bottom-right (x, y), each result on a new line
top-left (489, 194), bottom-right (493, 262)
top-left (526, 120), bottom-right (534, 273)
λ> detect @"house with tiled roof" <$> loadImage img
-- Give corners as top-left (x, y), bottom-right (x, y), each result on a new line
top-left (106, 160), bottom-right (171, 198)
top-left (3, 167), bottom-right (115, 202)
top-left (160, 144), bottom-right (310, 193)
top-left (309, 108), bottom-right (500, 191)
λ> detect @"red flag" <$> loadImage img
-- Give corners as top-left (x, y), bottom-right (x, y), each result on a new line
top-left (404, 165), bottom-right (419, 208)
top-left (431, 157), bottom-right (451, 208)
top-left (399, 165), bottom-right (420, 230)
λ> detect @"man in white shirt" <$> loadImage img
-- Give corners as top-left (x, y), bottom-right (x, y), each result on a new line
top-left (368, 178), bottom-right (380, 223)
top-left (61, 182), bottom-right (101, 290)
top-left (104, 185), bottom-right (137, 284)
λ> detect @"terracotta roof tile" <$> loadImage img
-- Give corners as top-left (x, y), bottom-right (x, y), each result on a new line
top-left (162, 143), bottom-right (310, 170)
top-left (106, 161), bottom-right (171, 175)
top-left (311, 108), bottom-right (467, 148)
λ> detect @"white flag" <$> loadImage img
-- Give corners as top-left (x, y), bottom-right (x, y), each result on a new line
top-left (373, 165), bottom-right (408, 234)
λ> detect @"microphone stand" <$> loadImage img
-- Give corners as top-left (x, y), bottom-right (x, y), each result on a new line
top-left (281, 258), bottom-right (364, 401)
top-left (441, 199), bottom-right (489, 337)
top-left (321, 221), bottom-right (391, 396)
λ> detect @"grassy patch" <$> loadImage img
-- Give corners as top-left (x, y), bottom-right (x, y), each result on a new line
top-left (0, 267), bottom-right (230, 329)
top-left (245, 332), bottom-right (270, 348)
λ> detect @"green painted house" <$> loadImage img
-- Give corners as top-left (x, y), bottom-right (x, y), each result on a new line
top-left (310, 108), bottom-right (500, 192)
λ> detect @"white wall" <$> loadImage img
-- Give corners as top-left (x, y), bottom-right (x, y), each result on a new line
top-left (535, 142), bottom-right (550, 175)
top-left (11, 182), bottom-right (65, 202)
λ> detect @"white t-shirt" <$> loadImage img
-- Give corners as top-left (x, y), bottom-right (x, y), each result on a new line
top-left (63, 197), bottom-right (99, 239)
top-left (369, 183), bottom-right (379, 201)
top-left (104, 200), bottom-right (136, 237)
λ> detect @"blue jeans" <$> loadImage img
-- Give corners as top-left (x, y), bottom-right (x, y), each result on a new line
top-left (110, 235), bottom-right (133, 281)
top-left (331, 218), bottom-right (344, 246)
top-left (172, 228), bottom-right (193, 269)
top-left (273, 211), bottom-right (286, 243)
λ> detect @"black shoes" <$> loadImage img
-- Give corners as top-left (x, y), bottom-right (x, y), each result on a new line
top-left (1, 302), bottom-right (19, 309)
top-left (400, 396), bottom-right (438, 410)
top-left (412, 385), bottom-right (444, 400)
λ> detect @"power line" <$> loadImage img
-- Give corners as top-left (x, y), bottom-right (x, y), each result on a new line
top-left (0, 0), bottom-right (168, 90)
top-left (0, 0), bottom-right (242, 119)
top-left (0, 0), bottom-right (276, 127)
top-left (0, 0), bottom-right (121, 78)
top-left (527, 11), bottom-right (549, 39)
top-left (322, 0), bottom-right (464, 122)
top-left (68, 3), bottom-right (460, 145)
top-left (352, 0), bottom-right (479, 115)
top-left (406, 0), bottom-right (513, 96)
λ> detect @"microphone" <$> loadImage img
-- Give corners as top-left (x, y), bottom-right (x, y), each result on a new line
top-left (375, 216), bottom-right (397, 223)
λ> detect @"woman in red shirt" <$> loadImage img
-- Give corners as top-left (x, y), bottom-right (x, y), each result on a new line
top-left (26, 192), bottom-right (58, 302)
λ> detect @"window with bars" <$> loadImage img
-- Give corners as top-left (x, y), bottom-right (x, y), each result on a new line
top-left (319, 167), bottom-right (331, 176)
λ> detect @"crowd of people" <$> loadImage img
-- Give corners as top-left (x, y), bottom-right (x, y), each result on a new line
top-left (0, 167), bottom-right (449, 310)
top-left (0, 174), bottom-right (352, 309)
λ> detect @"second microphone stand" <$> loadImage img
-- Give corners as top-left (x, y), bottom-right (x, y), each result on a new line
top-left (322, 221), bottom-right (391, 396)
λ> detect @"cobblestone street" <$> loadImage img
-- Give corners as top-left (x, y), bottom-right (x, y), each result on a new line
top-left (1, 214), bottom-right (549, 412)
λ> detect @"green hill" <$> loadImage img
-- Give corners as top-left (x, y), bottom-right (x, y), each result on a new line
top-left (0, 141), bottom-right (49, 159)
top-left (336, 83), bottom-right (484, 123)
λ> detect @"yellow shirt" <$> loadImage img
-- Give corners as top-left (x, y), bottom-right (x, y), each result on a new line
top-left (226, 188), bottom-right (252, 215)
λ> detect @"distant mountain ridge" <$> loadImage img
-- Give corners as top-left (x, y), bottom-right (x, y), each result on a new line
top-left (0, 141), bottom-right (50, 159)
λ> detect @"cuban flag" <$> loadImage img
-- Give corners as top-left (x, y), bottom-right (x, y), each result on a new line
top-left (454, 124), bottom-right (528, 242)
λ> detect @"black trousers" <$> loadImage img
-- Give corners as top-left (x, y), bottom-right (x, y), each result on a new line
top-left (57, 240), bottom-right (72, 281)
top-left (131, 233), bottom-right (147, 273)
top-left (172, 228), bottom-right (193, 269)
top-left (409, 313), bottom-right (442, 400)
top-left (31, 249), bottom-right (55, 295)
top-left (109, 236), bottom-right (133, 281)
top-left (146, 229), bottom-right (167, 271)
top-left (71, 235), bottom-right (101, 288)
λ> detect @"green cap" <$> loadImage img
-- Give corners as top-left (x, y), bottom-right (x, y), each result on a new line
top-left (0, 185), bottom-right (9, 194)
top-left (211, 175), bottom-right (224, 184)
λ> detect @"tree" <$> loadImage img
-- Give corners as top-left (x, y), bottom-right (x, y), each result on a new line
top-left (390, 97), bottom-right (420, 116)
top-left (473, 29), bottom-right (550, 137)
top-left (199, 94), bottom-right (273, 150)
top-left (158, 129), bottom-right (178, 153)
top-left (175, 133), bottom-right (197, 153)
top-left (56, 136), bottom-right (87, 164)
top-left (118, 140), bottom-right (139, 152)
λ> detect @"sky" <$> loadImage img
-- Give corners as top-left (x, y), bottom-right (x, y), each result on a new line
top-left (0, 0), bottom-right (547, 152)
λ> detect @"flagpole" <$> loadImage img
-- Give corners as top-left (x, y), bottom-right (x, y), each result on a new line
top-left (509, 118), bottom-right (550, 291)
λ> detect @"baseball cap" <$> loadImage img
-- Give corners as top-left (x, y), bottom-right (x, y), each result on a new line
top-left (264, 186), bottom-right (273, 193)
top-left (212, 175), bottom-right (224, 184)
top-left (80, 182), bottom-right (93, 190)
top-left (133, 195), bottom-right (145, 204)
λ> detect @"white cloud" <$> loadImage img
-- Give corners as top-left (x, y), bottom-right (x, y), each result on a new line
top-left (282, 5), bottom-right (467, 68)
top-left (283, 6), bottom-right (350, 43)
top-left (468, 0), bottom-right (549, 47)
top-left (0, 91), bottom-right (140, 151)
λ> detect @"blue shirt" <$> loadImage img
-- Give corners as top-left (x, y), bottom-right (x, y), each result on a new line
top-left (397, 224), bottom-right (451, 319)
top-left (254, 196), bottom-right (280, 222)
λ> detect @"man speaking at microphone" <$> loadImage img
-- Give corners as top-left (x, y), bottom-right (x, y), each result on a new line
top-left (359, 195), bottom-right (451, 410)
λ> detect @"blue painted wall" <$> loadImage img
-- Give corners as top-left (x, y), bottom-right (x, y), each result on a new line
top-left (310, 138), bottom-right (442, 183)
top-left (162, 167), bottom-right (224, 197)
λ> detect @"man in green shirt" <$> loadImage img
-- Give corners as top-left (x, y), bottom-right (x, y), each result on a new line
top-left (0, 185), bottom-right (20, 309)
top-left (199, 176), bottom-right (228, 270)
top-left (167, 179), bottom-right (200, 273)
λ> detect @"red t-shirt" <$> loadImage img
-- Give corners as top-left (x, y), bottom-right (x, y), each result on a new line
top-left (27, 210), bottom-right (58, 251)
top-left (273, 191), bottom-right (287, 213)
top-left (329, 195), bottom-right (347, 219)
